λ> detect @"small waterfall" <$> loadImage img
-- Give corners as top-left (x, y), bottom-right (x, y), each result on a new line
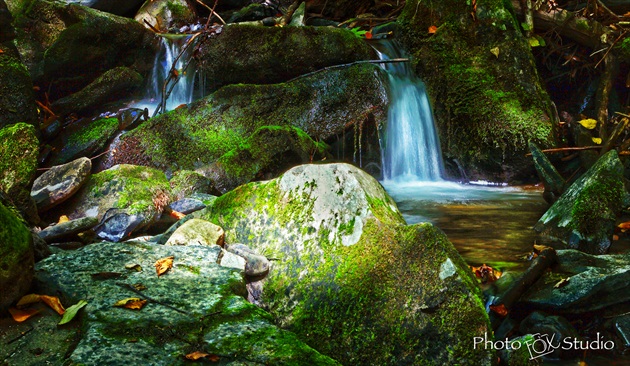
top-left (375, 41), bottom-right (444, 182)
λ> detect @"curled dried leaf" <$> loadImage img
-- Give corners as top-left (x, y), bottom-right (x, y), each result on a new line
top-left (489, 304), bottom-right (508, 317)
top-left (155, 256), bottom-right (174, 277)
top-left (113, 297), bottom-right (147, 310)
top-left (125, 263), bottom-right (142, 272)
top-left (40, 295), bottom-right (65, 315)
top-left (16, 294), bottom-right (41, 307)
top-left (9, 307), bottom-right (40, 322)
top-left (428, 25), bottom-right (437, 34)
top-left (185, 351), bottom-right (209, 360)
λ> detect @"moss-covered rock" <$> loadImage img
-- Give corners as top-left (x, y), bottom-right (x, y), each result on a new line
top-left (199, 163), bottom-right (493, 365)
top-left (34, 242), bottom-right (339, 365)
top-left (0, 122), bottom-right (40, 224)
top-left (196, 24), bottom-right (375, 91)
top-left (534, 150), bottom-right (625, 254)
top-left (398, 0), bottom-right (554, 182)
top-left (57, 164), bottom-right (172, 239)
top-left (108, 64), bottom-right (388, 175)
top-left (169, 170), bottom-right (211, 200)
top-left (135, 0), bottom-right (196, 33)
top-left (50, 66), bottom-right (143, 116)
top-left (48, 117), bottom-right (118, 166)
top-left (0, 201), bottom-right (34, 311)
top-left (198, 125), bottom-right (329, 194)
top-left (10, 0), bottom-right (157, 99)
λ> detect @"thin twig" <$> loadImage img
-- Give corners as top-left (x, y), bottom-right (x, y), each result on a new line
top-left (196, 0), bottom-right (225, 27)
top-left (90, 149), bottom-right (111, 161)
top-left (594, 30), bottom-right (626, 69)
top-left (35, 100), bottom-right (57, 118)
top-left (143, 19), bottom-right (161, 33)
top-left (116, 282), bottom-right (187, 314)
top-left (286, 58), bottom-right (409, 83)
top-left (524, 146), bottom-right (602, 156)
top-left (6, 326), bottom-right (34, 345)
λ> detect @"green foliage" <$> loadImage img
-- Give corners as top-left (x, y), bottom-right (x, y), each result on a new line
top-left (349, 27), bottom-right (368, 38)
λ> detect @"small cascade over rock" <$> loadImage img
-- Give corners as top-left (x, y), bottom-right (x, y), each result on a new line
top-left (375, 40), bottom-right (443, 182)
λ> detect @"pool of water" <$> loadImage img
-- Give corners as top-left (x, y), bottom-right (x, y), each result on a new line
top-left (382, 180), bottom-right (549, 272)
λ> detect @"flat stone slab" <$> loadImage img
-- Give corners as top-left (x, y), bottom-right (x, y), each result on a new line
top-left (31, 157), bottom-right (92, 212)
top-left (38, 216), bottom-right (98, 243)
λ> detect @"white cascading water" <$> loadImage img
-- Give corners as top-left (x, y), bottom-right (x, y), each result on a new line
top-left (375, 40), bottom-right (444, 182)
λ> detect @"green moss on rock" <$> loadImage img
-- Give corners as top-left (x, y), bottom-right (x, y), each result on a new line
top-left (50, 117), bottom-right (118, 165)
top-left (0, 122), bottom-right (38, 196)
top-left (0, 40), bottom-right (38, 129)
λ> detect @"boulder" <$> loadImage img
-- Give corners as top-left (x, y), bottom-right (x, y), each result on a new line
top-left (10, 0), bottom-right (147, 16)
top-left (31, 157), bottom-right (92, 212)
top-left (47, 117), bottom-right (118, 166)
top-left (57, 164), bottom-right (172, 241)
top-left (50, 67), bottom-right (143, 116)
top-left (135, 0), bottom-right (196, 32)
top-left (518, 311), bottom-right (580, 359)
top-left (521, 249), bottom-right (630, 313)
top-left (198, 126), bottom-right (329, 194)
top-left (0, 122), bottom-right (40, 224)
top-left (227, 3), bottom-right (275, 23)
top-left (226, 243), bottom-right (270, 278)
top-left (167, 197), bottom-right (206, 214)
top-left (107, 64), bottom-right (388, 174)
top-left (38, 216), bottom-right (99, 243)
top-left (169, 170), bottom-right (211, 200)
top-left (0, 201), bottom-right (34, 311)
top-left (34, 242), bottom-right (338, 365)
top-left (398, 0), bottom-right (554, 182)
top-left (529, 141), bottom-right (565, 203)
top-left (164, 218), bottom-right (225, 246)
top-left (199, 163), bottom-right (493, 365)
top-left (534, 150), bottom-right (625, 254)
top-left (196, 24), bottom-right (375, 91)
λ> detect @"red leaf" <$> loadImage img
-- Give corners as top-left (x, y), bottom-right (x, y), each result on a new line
top-left (428, 25), bottom-right (438, 34)
top-left (365, 32), bottom-right (373, 40)
top-left (490, 304), bottom-right (508, 317)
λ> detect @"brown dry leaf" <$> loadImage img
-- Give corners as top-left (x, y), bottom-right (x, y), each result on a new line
top-left (16, 294), bottom-right (41, 307)
top-left (428, 25), bottom-right (437, 34)
top-left (58, 215), bottom-right (70, 224)
top-left (132, 283), bottom-right (147, 291)
top-left (113, 297), bottom-right (147, 310)
top-left (617, 221), bottom-right (630, 232)
top-left (169, 211), bottom-right (186, 220)
top-left (554, 277), bottom-right (570, 289)
top-left (207, 354), bottom-right (220, 362)
top-left (185, 351), bottom-right (209, 360)
top-left (613, 234), bottom-right (620, 241)
top-left (155, 256), bottom-right (174, 277)
top-left (471, 264), bottom-right (502, 284)
top-left (533, 244), bottom-right (551, 253)
top-left (40, 295), bottom-right (65, 315)
top-left (8, 307), bottom-right (40, 322)
top-left (125, 263), bottom-right (142, 272)
top-left (489, 304), bottom-right (508, 317)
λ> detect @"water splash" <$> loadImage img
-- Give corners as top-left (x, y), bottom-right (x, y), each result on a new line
top-left (375, 40), bottom-right (444, 183)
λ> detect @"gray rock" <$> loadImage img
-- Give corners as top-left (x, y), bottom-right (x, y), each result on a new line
top-left (35, 242), bottom-right (339, 365)
top-left (227, 3), bottom-right (275, 23)
top-left (94, 209), bottom-right (144, 242)
top-left (219, 249), bottom-right (246, 271)
top-left (39, 216), bottom-right (99, 243)
top-left (47, 117), bottom-right (119, 166)
top-left (519, 311), bottom-right (580, 359)
top-left (226, 244), bottom-right (269, 278)
top-left (613, 314), bottom-right (630, 350)
top-left (164, 218), bottom-right (225, 246)
top-left (31, 157), bottom-right (92, 212)
top-left (521, 249), bottom-right (630, 313)
top-left (169, 170), bottom-right (212, 201)
top-left (534, 150), bottom-right (625, 254)
top-left (168, 197), bottom-right (206, 214)
top-left (30, 228), bottom-right (51, 262)
top-left (288, 2), bottom-right (306, 26)
top-left (135, 0), bottom-right (196, 32)
top-left (529, 141), bottom-right (565, 203)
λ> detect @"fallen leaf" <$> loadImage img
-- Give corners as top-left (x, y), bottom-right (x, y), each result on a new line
top-left (113, 297), bottom-right (147, 310)
top-left (364, 31), bottom-right (373, 39)
top-left (554, 277), bottom-right (570, 289)
top-left (59, 300), bottom-right (88, 325)
top-left (16, 294), bottom-right (41, 307)
top-left (578, 118), bottom-right (597, 130)
top-left (169, 211), bottom-right (186, 220)
top-left (91, 272), bottom-right (123, 280)
top-left (125, 263), bottom-right (142, 272)
top-left (155, 256), bottom-right (174, 277)
top-left (40, 295), bottom-right (65, 315)
top-left (58, 215), bottom-right (70, 224)
top-left (490, 47), bottom-right (500, 58)
top-left (592, 137), bottom-right (602, 144)
top-left (617, 221), bottom-right (630, 232)
top-left (533, 244), bottom-right (552, 253)
top-left (428, 25), bottom-right (437, 34)
top-left (9, 307), bottom-right (40, 322)
top-left (0, 48), bottom-right (3, 54)
top-left (132, 283), bottom-right (147, 291)
top-left (489, 304), bottom-right (508, 317)
top-left (613, 234), bottom-right (619, 241)
top-left (185, 351), bottom-right (209, 360)
top-left (471, 264), bottom-right (502, 283)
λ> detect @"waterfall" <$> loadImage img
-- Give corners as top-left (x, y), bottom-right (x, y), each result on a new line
top-left (375, 40), bottom-right (444, 182)
top-left (133, 33), bottom-right (199, 113)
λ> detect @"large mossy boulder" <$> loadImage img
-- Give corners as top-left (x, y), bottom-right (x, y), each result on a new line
top-left (196, 24), bottom-right (375, 91)
top-left (0, 122), bottom-right (40, 224)
top-left (57, 164), bottom-right (172, 241)
top-left (47, 117), bottom-right (118, 166)
top-left (10, 0), bottom-right (157, 99)
top-left (0, 201), bottom-right (34, 311)
top-left (135, 0), bottom-right (196, 33)
top-left (534, 150), bottom-right (625, 254)
top-left (199, 163), bottom-right (493, 365)
top-left (398, 0), bottom-right (554, 182)
top-left (0, 0), bottom-right (38, 129)
top-left (35, 242), bottom-right (338, 365)
top-left (108, 64), bottom-right (388, 174)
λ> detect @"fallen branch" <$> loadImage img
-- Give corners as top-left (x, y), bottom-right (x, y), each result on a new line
top-left (196, 0), bottom-right (225, 27)
top-left (143, 19), bottom-right (161, 33)
top-left (524, 145), bottom-right (603, 156)
top-left (286, 58), bottom-right (409, 83)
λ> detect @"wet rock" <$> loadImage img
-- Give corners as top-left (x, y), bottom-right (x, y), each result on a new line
top-left (521, 249), bottom-right (630, 313)
top-left (30, 228), bottom-right (52, 262)
top-left (519, 311), bottom-right (580, 359)
top-left (135, 0), bottom-right (196, 32)
top-left (50, 67), bottom-right (143, 116)
top-left (219, 249), bottom-right (246, 271)
top-left (196, 24), bottom-right (375, 91)
top-left (169, 170), bottom-right (211, 200)
top-left (0, 0), bottom-right (15, 43)
top-left (534, 150), bottom-right (625, 254)
top-left (47, 117), bottom-right (118, 166)
top-left (529, 142), bottom-right (565, 204)
top-left (35, 242), bottom-right (337, 365)
top-left (0, 123), bottom-right (40, 224)
top-left (228, 3), bottom-right (275, 23)
top-left (57, 164), bottom-right (172, 240)
top-left (116, 107), bottom-right (148, 131)
top-left (497, 334), bottom-right (542, 366)
top-left (0, 201), bottom-right (34, 311)
top-left (108, 64), bottom-right (388, 173)
top-left (46, 0), bottom-right (145, 16)
top-left (199, 163), bottom-right (493, 365)
top-left (197, 126), bottom-right (328, 194)
top-left (164, 218), bottom-right (225, 246)
top-left (39, 216), bottom-right (99, 243)
top-left (167, 197), bottom-right (206, 214)
top-left (226, 243), bottom-right (270, 278)
top-left (288, 1), bottom-right (305, 26)
top-left (613, 314), bottom-right (630, 351)
top-left (31, 157), bottom-right (92, 212)
top-left (0, 34), bottom-right (38, 129)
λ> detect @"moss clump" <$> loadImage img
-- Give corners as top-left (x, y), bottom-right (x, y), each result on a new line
top-left (571, 171), bottom-right (624, 235)
top-left (0, 41), bottom-right (38, 129)
top-left (0, 122), bottom-right (38, 195)
top-left (51, 117), bottom-right (118, 165)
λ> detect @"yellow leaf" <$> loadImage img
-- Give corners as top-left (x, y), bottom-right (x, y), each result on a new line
top-left (490, 47), bottom-right (500, 58)
top-left (40, 295), bottom-right (65, 315)
top-left (58, 215), bottom-right (70, 224)
top-left (155, 256), bottom-right (174, 277)
top-left (185, 351), bottom-right (209, 360)
top-left (592, 137), bottom-right (602, 144)
top-left (578, 118), bottom-right (597, 129)
top-left (9, 307), bottom-right (40, 322)
top-left (113, 297), bottom-right (147, 310)
top-left (554, 277), bottom-right (570, 289)
top-left (16, 294), bottom-right (41, 307)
